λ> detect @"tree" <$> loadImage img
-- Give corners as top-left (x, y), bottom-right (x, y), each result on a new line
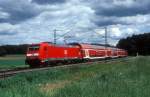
top-left (117, 33), bottom-right (150, 55)
top-left (0, 44), bottom-right (29, 56)
top-left (0, 47), bottom-right (6, 56)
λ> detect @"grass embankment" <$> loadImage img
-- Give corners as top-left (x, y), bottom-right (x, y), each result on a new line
top-left (0, 56), bottom-right (150, 97)
top-left (0, 55), bottom-right (27, 69)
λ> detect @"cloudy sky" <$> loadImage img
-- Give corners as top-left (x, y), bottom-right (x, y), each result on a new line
top-left (0, 0), bottom-right (150, 45)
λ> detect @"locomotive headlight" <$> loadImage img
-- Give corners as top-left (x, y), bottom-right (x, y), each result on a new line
top-left (27, 54), bottom-right (32, 56)
top-left (33, 53), bottom-right (39, 56)
top-left (27, 53), bottom-right (39, 56)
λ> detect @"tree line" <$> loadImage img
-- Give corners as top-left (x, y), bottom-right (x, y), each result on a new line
top-left (0, 44), bottom-right (28, 56)
top-left (117, 33), bottom-right (150, 56)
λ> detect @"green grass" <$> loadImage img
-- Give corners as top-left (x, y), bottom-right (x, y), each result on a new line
top-left (0, 55), bottom-right (27, 69)
top-left (0, 56), bottom-right (150, 97)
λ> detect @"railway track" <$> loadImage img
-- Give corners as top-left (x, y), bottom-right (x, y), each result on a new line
top-left (0, 57), bottom-right (132, 79)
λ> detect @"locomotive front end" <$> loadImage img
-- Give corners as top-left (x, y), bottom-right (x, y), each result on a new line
top-left (25, 44), bottom-right (41, 67)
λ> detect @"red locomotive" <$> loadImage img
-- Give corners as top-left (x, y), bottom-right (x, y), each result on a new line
top-left (25, 42), bottom-right (128, 67)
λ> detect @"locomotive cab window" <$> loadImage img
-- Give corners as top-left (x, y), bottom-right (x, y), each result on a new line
top-left (28, 46), bottom-right (39, 51)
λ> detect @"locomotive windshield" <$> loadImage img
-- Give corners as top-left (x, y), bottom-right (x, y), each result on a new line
top-left (28, 46), bottom-right (39, 51)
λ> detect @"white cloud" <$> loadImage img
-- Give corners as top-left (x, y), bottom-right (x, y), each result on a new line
top-left (0, 0), bottom-right (96, 44)
top-left (0, 23), bottom-right (19, 32)
top-left (110, 27), bottom-right (122, 37)
top-left (0, 11), bottom-right (10, 19)
top-left (94, 29), bottom-right (105, 35)
top-left (113, 0), bottom-right (136, 6)
top-left (119, 14), bottom-right (150, 24)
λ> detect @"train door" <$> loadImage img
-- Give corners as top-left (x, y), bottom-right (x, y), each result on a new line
top-left (85, 49), bottom-right (90, 58)
top-left (112, 48), bottom-right (115, 57)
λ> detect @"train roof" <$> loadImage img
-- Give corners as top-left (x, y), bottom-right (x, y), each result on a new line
top-left (68, 43), bottom-right (117, 49)
top-left (32, 42), bottom-right (125, 50)
top-left (40, 42), bottom-right (79, 48)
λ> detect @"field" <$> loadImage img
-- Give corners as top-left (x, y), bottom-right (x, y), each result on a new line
top-left (0, 55), bottom-right (27, 69)
top-left (0, 56), bottom-right (150, 97)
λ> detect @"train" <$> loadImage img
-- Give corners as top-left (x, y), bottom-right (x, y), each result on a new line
top-left (25, 42), bottom-right (128, 67)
